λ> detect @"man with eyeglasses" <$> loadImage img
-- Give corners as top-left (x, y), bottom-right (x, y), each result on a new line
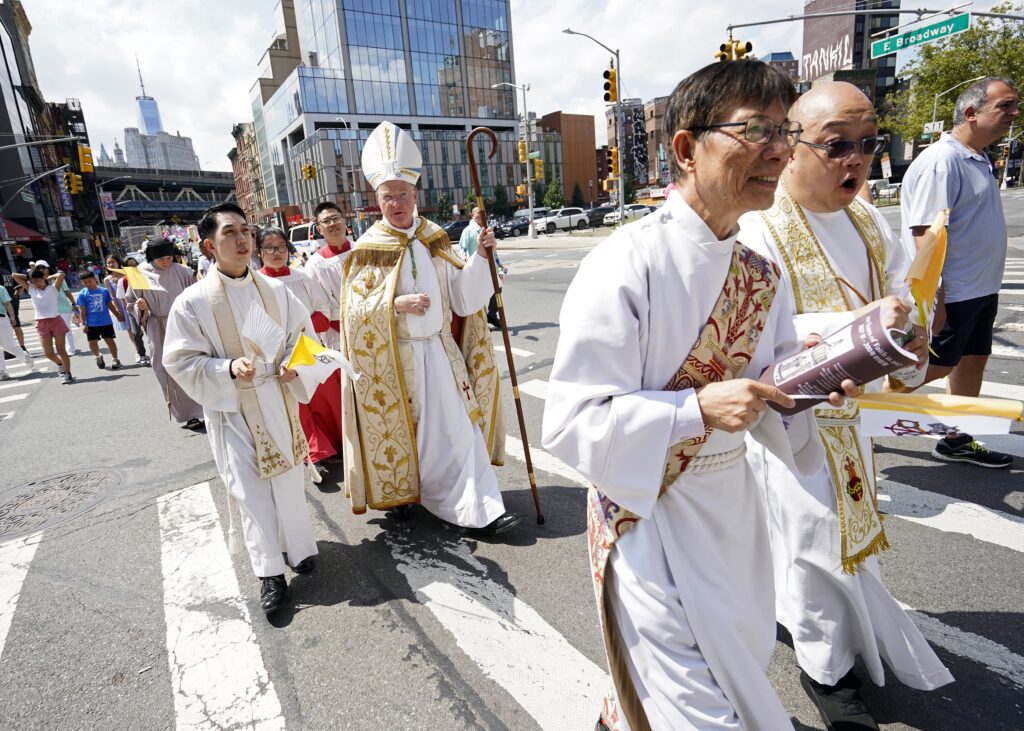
top-left (339, 121), bottom-right (519, 537)
top-left (901, 77), bottom-right (1020, 469)
top-left (740, 82), bottom-right (950, 731)
top-left (303, 202), bottom-right (352, 351)
top-left (543, 62), bottom-right (860, 730)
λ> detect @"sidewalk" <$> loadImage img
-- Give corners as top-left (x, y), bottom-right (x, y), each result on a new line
top-left (498, 227), bottom-right (610, 250)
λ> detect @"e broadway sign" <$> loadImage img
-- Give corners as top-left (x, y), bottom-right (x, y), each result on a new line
top-left (870, 13), bottom-right (971, 59)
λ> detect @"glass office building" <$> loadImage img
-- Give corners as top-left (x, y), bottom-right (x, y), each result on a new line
top-left (136, 95), bottom-right (163, 135)
top-left (250, 0), bottom-right (536, 220)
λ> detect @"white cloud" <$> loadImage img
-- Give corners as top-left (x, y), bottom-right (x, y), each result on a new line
top-left (25, 0), bottom-right (277, 172)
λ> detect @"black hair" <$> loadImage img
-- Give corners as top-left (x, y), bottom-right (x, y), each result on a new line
top-left (664, 60), bottom-right (797, 181)
top-left (313, 201), bottom-right (343, 220)
top-left (197, 202), bottom-right (247, 241)
top-left (256, 226), bottom-right (292, 250)
top-left (29, 267), bottom-right (46, 279)
top-left (106, 254), bottom-right (124, 268)
top-left (125, 257), bottom-right (139, 267)
top-left (79, 269), bottom-right (96, 279)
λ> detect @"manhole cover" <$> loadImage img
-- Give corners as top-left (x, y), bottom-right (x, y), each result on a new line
top-left (0, 470), bottom-right (118, 542)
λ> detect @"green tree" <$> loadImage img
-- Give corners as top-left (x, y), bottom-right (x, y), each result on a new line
top-left (570, 182), bottom-right (585, 208)
top-left (436, 192), bottom-right (452, 223)
top-left (544, 176), bottom-right (564, 208)
top-left (463, 190), bottom-right (478, 217)
top-left (623, 175), bottom-right (637, 204)
top-left (880, 4), bottom-right (1024, 143)
top-left (532, 182), bottom-right (545, 208)
top-left (491, 185), bottom-right (512, 219)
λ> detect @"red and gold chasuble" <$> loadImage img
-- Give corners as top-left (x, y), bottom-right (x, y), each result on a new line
top-left (589, 242), bottom-right (778, 731)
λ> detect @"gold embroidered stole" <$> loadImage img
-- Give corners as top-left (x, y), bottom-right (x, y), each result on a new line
top-left (588, 242), bottom-right (778, 731)
top-left (203, 268), bottom-right (308, 479)
top-left (759, 187), bottom-right (889, 573)
top-left (340, 219), bottom-right (504, 513)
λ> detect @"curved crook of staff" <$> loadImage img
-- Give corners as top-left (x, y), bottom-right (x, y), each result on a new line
top-left (466, 126), bottom-right (544, 525)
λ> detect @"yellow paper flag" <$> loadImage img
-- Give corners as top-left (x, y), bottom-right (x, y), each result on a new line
top-left (111, 267), bottom-right (160, 292)
top-left (906, 209), bottom-right (948, 325)
top-left (286, 332), bottom-right (327, 369)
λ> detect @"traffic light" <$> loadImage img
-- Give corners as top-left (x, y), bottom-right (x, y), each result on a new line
top-left (515, 184), bottom-right (526, 196)
top-left (602, 179), bottom-right (616, 192)
top-left (603, 68), bottom-right (618, 103)
top-left (517, 139), bottom-right (527, 163)
top-left (532, 158), bottom-right (544, 181)
top-left (302, 163), bottom-right (317, 180)
top-left (62, 171), bottom-right (72, 191)
top-left (78, 144), bottom-right (94, 173)
top-left (731, 40), bottom-right (752, 59)
top-left (610, 149), bottom-right (620, 178)
top-left (714, 42), bottom-right (732, 62)
top-left (69, 174), bottom-right (83, 194)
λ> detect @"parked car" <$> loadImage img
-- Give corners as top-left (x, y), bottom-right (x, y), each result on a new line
top-left (877, 182), bottom-right (902, 199)
top-left (535, 207), bottom-right (588, 234)
top-left (586, 205), bottom-right (616, 227)
top-left (603, 204), bottom-right (653, 226)
top-left (443, 219), bottom-right (471, 241)
top-left (495, 218), bottom-right (530, 238)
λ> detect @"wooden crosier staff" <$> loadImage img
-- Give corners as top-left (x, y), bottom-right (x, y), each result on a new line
top-left (466, 126), bottom-right (544, 525)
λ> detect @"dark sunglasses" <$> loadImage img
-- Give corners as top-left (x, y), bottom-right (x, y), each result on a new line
top-left (798, 136), bottom-right (886, 159)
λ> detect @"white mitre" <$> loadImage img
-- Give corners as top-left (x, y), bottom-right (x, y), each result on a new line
top-left (361, 121), bottom-right (422, 190)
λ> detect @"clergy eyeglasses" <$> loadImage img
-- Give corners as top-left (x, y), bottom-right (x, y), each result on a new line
top-left (378, 191), bottom-right (412, 206)
top-left (260, 245), bottom-right (290, 254)
top-left (798, 136), bottom-right (886, 159)
top-left (690, 116), bottom-right (802, 147)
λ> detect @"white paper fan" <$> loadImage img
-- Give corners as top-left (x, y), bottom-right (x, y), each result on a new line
top-left (241, 300), bottom-right (285, 361)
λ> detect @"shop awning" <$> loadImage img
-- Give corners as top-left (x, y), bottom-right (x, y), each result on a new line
top-left (1, 218), bottom-right (47, 243)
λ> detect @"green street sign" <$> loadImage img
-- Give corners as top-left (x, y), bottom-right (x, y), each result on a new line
top-left (527, 150), bottom-right (541, 159)
top-left (871, 13), bottom-right (970, 59)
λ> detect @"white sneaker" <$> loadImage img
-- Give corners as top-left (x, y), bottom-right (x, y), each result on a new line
top-left (22, 352), bottom-right (34, 369)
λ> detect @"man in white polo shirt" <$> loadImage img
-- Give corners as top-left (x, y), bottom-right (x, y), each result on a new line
top-left (901, 76), bottom-right (1019, 468)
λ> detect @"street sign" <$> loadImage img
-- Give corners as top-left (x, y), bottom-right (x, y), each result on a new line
top-left (99, 191), bottom-right (117, 222)
top-left (20, 191), bottom-right (35, 204)
top-left (923, 120), bottom-right (945, 134)
top-left (871, 13), bottom-right (970, 59)
top-left (527, 151), bottom-right (541, 159)
top-left (880, 153), bottom-right (892, 179)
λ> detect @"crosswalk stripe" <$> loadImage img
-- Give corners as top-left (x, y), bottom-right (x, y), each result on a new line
top-left (518, 378), bottom-right (549, 399)
top-left (999, 289), bottom-right (1024, 297)
top-left (990, 344), bottom-right (1023, 360)
top-left (0, 412), bottom-right (14, 421)
top-left (157, 483), bottom-right (285, 730)
top-left (0, 393), bottom-right (28, 405)
top-left (494, 345), bottom-right (535, 358)
top-left (996, 322), bottom-right (1024, 332)
top-left (899, 601), bottom-right (1024, 688)
top-left (0, 379), bottom-right (40, 391)
top-left (1005, 305), bottom-right (1024, 312)
top-left (0, 532), bottom-right (42, 662)
top-left (878, 479), bottom-right (1024, 554)
top-left (927, 378), bottom-right (1024, 400)
top-left (388, 533), bottom-right (608, 730)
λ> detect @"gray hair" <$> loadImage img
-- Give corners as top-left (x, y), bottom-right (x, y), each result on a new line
top-left (954, 77), bottom-right (1017, 126)
top-left (665, 60), bottom-right (797, 181)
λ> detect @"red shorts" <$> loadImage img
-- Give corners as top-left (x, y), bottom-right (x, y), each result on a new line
top-left (36, 315), bottom-right (70, 338)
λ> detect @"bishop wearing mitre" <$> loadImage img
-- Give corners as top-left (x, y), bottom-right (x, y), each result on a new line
top-left (339, 121), bottom-right (520, 536)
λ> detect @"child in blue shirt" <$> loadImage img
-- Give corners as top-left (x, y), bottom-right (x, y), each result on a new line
top-left (76, 269), bottom-right (124, 370)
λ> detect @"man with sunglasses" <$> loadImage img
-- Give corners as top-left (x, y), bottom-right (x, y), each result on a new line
top-left (544, 62), bottom-right (861, 730)
top-left (901, 77), bottom-right (1019, 469)
top-left (740, 82), bottom-right (950, 731)
top-left (303, 202), bottom-right (352, 351)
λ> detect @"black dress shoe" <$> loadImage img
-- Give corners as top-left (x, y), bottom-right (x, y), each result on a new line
top-left (800, 669), bottom-right (879, 731)
top-left (386, 504), bottom-right (416, 521)
top-left (291, 557), bottom-right (314, 574)
top-left (260, 575), bottom-right (288, 615)
top-left (464, 512), bottom-right (521, 536)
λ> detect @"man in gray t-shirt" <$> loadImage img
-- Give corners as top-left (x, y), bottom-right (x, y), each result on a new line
top-left (900, 76), bottom-right (1019, 468)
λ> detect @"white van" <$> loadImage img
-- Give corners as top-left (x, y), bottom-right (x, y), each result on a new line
top-left (288, 222), bottom-right (324, 257)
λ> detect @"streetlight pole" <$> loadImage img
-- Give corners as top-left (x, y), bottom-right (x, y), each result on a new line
top-left (95, 175), bottom-right (133, 261)
top-left (334, 116), bottom-right (360, 235)
top-left (492, 81), bottom-right (538, 238)
top-left (564, 28), bottom-right (624, 227)
top-left (931, 75), bottom-right (985, 133)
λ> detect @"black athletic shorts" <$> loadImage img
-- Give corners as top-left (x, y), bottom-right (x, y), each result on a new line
top-left (86, 323), bottom-right (116, 341)
top-left (930, 293), bottom-right (999, 367)
top-left (9, 295), bottom-right (20, 327)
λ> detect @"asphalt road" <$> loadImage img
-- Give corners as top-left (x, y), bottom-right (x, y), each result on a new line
top-left (0, 216), bottom-right (1022, 730)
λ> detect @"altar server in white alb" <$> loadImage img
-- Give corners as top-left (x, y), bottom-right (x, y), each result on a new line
top-left (739, 82), bottom-right (950, 731)
top-left (542, 61), bottom-right (860, 731)
top-left (163, 203), bottom-right (319, 618)
top-left (340, 121), bottom-right (518, 535)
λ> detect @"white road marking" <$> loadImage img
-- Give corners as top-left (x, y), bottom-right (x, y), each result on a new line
top-left (996, 322), bottom-right (1024, 332)
top-left (999, 289), bottom-right (1024, 297)
top-left (388, 534), bottom-right (608, 731)
top-left (494, 345), bottom-right (535, 358)
top-left (0, 411), bottom-right (14, 421)
top-left (0, 393), bottom-right (28, 405)
top-left (0, 532), bottom-right (42, 662)
top-left (517, 379), bottom-right (549, 400)
top-left (506, 434), bottom-right (589, 487)
top-left (878, 479), bottom-right (1024, 554)
top-left (1005, 305), bottom-right (1024, 312)
top-left (0, 379), bottom-right (39, 391)
top-left (899, 601), bottom-right (1024, 688)
top-left (158, 483), bottom-right (285, 730)
top-left (926, 378), bottom-right (1024, 400)
top-left (990, 344), bottom-right (1023, 360)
